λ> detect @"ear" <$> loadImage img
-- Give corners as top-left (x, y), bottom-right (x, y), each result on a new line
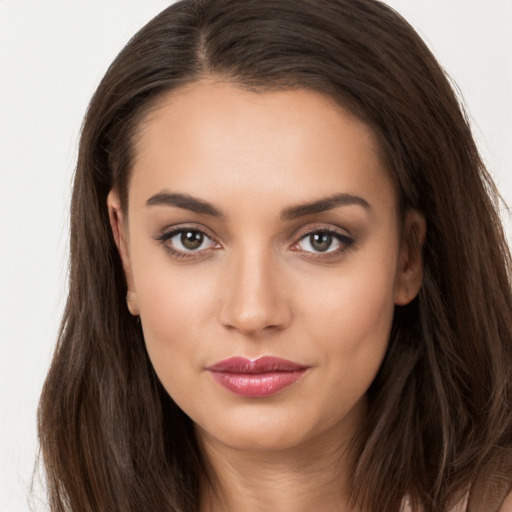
top-left (107, 189), bottom-right (140, 316)
top-left (394, 209), bottom-right (426, 306)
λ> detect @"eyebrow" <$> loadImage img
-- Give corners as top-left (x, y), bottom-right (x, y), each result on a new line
top-left (280, 193), bottom-right (371, 220)
top-left (145, 191), bottom-right (370, 219)
top-left (146, 192), bottom-right (224, 217)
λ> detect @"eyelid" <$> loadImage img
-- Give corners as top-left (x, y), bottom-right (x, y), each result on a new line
top-left (154, 222), bottom-right (354, 261)
top-left (291, 223), bottom-right (353, 242)
top-left (154, 224), bottom-right (222, 259)
top-left (289, 223), bottom-right (355, 257)
top-left (155, 221), bottom-right (219, 239)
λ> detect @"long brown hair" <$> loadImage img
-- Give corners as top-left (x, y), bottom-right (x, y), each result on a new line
top-left (38, 1), bottom-right (512, 511)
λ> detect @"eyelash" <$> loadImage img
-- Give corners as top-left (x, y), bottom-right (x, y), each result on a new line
top-left (292, 227), bottom-right (355, 260)
top-left (155, 225), bottom-right (355, 261)
top-left (155, 226), bottom-right (220, 260)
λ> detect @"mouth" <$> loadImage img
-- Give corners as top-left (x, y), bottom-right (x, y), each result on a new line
top-left (206, 356), bottom-right (310, 398)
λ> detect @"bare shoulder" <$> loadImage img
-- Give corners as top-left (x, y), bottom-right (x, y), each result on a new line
top-left (499, 490), bottom-right (512, 512)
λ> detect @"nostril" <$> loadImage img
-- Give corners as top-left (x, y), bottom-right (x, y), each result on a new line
top-left (218, 252), bottom-right (293, 335)
top-left (219, 297), bottom-right (292, 336)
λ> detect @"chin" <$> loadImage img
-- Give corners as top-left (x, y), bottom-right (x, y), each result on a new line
top-left (194, 406), bottom-right (315, 453)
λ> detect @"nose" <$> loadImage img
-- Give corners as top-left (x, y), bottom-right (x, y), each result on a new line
top-left (219, 246), bottom-right (292, 336)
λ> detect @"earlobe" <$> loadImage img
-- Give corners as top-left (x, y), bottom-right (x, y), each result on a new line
top-left (394, 209), bottom-right (426, 306)
top-left (107, 189), bottom-right (140, 316)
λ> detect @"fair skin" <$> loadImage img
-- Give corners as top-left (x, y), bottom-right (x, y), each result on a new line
top-left (108, 81), bottom-right (425, 512)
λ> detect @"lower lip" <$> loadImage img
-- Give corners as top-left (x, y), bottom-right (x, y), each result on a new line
top-left (209, 369), bottom-right (308, 397)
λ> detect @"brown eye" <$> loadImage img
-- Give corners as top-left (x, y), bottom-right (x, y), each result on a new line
top-left (309, 232), bottom-right (333, 252)
top-left (181, 230), bottom-right (204, 250)
top-left (294, 229), bottom-right (354, 255)
top-left (157, 228), bottom-right (219, 257)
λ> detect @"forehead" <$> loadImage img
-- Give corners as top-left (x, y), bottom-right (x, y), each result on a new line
top-left (129, 81), bottom-right (396, 215)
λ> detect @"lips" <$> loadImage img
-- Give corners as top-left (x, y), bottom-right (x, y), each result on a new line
top-left (206, 356), bottom-right (309, 397)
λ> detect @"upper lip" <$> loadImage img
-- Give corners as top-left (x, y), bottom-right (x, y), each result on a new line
top-left (206, 356), bottom-right (308, 374)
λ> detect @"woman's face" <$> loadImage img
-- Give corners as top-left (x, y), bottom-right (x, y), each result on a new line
top-left (109, 82), bottom-right (423, 453)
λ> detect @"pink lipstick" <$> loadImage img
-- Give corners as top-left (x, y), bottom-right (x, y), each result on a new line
top-left (206, 356), bottom-right (309, 397)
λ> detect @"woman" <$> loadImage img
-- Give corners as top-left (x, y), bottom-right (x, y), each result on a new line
top-left (38, 0), bottom-right (512, 511)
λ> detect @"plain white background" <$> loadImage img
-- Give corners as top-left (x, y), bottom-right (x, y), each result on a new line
top-left (1, 1), bottom-right (511, 510)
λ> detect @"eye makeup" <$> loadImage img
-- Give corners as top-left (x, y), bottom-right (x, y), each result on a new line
top-left (154, 225), bottom-right (221, 261)
top-left (153, 221), bottom-right (356, 264)
top-left (290, 223), bottom-right (356, 262)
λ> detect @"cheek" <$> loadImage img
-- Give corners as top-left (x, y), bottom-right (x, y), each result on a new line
top-left (137, 281), bottom-right (210, 406)
top-left (128, 245), bottom-right (219, 393)
top-left (297, 250), bottom-right (398, 398)
top-left (137, 273), bottom-right (215, 337)
top-left (130, 231), bottom-right (218, 328)
top-left (301, 246), bottom-right (397, 341)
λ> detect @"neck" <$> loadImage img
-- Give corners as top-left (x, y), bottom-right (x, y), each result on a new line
top-left (198, 426), bottom-right (361, 512)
